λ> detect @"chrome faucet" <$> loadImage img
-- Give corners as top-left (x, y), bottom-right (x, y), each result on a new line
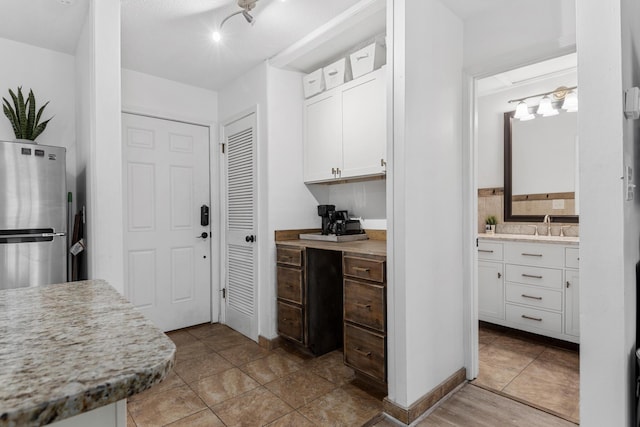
top-left (543, 215), bottom-right (551, 236)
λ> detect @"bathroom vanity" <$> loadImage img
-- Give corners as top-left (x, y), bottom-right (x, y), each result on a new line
top-left (478, 234), bottom-right (579, 343)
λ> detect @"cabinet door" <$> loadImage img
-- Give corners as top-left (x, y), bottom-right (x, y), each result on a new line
top-left (565, 269), bottom-right (580, 337)
top-left (478, 260), bottom-right (504, 321)
top-left (303, 91), bottom-right (342, 183)
top-left (341, 71), bottom-right (386, 179)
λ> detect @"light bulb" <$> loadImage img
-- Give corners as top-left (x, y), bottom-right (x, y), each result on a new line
top-left (536, 95), bottom-right (558, 117)
top-left (514, 101), bottom-right (535, 121)
top-left (562, 91), bottom-right (578, 112)
top-left (212, 31), bottom-right (222, 43)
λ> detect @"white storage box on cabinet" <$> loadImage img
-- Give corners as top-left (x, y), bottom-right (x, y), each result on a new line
top-left (350, 42), bottom-right (386, 78)
top-left (323, 58), bottom-right (351, 90)
top-left (303, 68), bottom-right (325, 98)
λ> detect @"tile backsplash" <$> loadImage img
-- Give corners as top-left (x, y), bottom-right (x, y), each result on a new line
top-left (478, 187), bottom-right (579, 237)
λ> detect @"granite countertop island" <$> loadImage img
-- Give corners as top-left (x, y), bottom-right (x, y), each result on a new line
top-left (0, 280), bottom-right (175, 427)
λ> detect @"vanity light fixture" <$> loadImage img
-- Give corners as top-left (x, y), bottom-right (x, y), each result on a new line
top-left (212, 0), bottom-right (258, 43)
top-left (508, 85), bottom-right (578, 120)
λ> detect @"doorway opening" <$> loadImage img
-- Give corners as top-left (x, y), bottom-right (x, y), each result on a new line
top-left (470, 53), bottom-right (580, 423)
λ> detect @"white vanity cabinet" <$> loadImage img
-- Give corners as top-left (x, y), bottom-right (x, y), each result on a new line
top-left (478, 241), bottom-right (504, 322)
top-left (303, 67), bottom-right (386, 183)
top-left (478, 237), bottom-right (579, 343)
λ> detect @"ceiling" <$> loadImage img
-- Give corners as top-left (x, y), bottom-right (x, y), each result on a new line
top-left (0, 0), bottom-right (516, 91)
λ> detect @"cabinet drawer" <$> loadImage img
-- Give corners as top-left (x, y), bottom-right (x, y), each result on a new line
top-left (277, 266), bottom-right (303, 304)
top-left (505, 264), bottom-right (562, 289)
top-left (277, 247), bottom-right (303, 267)
top-left (478, 241), bottom-right (503, 261)
top-left (344, 279), bottom-right (385, 332)
top-left (505, 303), bottom-right (562, 334)
top-left (277, 301), bottom-right (304, 343)
top-left (343, 256), bottom-right (385, 283)
top-left (344, 323), bottom-right (386, 382)
top-left (505, 283), bottom-right (562, 311)
top-left (504, 242), bottom-right (564, 267)
top-left (565, 247), bottom-right (579, 268)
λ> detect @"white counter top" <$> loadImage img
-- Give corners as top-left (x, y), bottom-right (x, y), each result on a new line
top-left (478, 233), bottom-right (579, 245)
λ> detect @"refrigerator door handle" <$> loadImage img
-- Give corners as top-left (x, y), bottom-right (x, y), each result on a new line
top-left (42, 232), bottom-right (66, 238)
top-left (2, 232), bottom-right (66, 239)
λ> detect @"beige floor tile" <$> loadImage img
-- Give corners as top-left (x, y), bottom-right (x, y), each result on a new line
top-left (306, 350), bottom-right (355, 385)
top-left (212, 387), bottom-right (294, 426)
top-left (265, 411), bottom-right (317, 427)
top-left (191, 367), bottom-right (260, 406)
top-left (126, 412), bottom-right (136, 427)
top-left (166, 330), bottom-right (199, 347)
top-left (175, 340), bottom-right (216, 363)
top-left (128, 385), bottom-right (206, 427)
top-left (128, 370), bottom-right (186, 403)
top-left (473, 359), bottom-right (522, 391)
top-left (478, 327), bottom-right (502, 346)
top-left (174, 353), bottom-right (233, 384)
top-left (298, 384), bottom-right (382, 426)
top-left (537, 347), bottom-right (579, 372)
top-left (491, 335), bottom-right (546, 359)
top-left (186, 322), bottom-right (228, 339)
top-left (165, 409), bottom-right (226, 427)
top-left (480, 342), bottom-right (537, 372)
top-left (266, 370), bottom-right (337, 409)
top-left (272, 346), bottom-right (314, 364)
top-left (241, 352), bottom-right (302, 384)
top-left (218, 341), bottom-right (270, 366)
top-left (201, 330), bottom-right (254, 351)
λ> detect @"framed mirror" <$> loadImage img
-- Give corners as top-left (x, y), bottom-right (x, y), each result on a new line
top-left (504, 110), bottom-right (579, 223)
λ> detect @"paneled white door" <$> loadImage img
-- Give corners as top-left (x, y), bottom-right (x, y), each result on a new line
top-left (122, 113), bottom-right (212, 332)
top-left (223, 112), bottom-right (258, 340)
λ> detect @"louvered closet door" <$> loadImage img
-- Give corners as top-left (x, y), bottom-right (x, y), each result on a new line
top-left (223, 112), bottom-right (258, 340)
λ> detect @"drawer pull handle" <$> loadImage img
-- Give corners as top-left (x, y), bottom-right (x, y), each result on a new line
top-left (521, 294), bottom-right (542, 300)
top-left (353, 267), bottom-right (371, 273)
top-left (522, 273), bottom-right (543, 279)
top-left (478, 249), bottom-right (494, 253)
top-left (355, 303), bottom-right (372, 310)
top-left (522, 314), bottom-right (543, 322)
top-left (285, 284), bottom-right (293, 288)
top-left (354, 347), bottom-right (372, 357)
top-left (280, 256), bottom-right (292, 260)
top-left (282, 318), bottom-right (289, 321)
top-left (522, 253), bottom-right (543, 257)
top-left (356, 53), bottom-right (370, 60)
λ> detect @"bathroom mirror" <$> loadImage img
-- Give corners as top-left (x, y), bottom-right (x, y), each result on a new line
top-left (504, 110), bottom-right (579, 223)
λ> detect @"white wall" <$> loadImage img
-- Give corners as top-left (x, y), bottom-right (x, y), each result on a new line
top-left (121, 69), bottom-right (218, 124)
top-left (389, 0), bottom-right (464, 406)
top-left (463, 0), bottom-right (576, 73)
top-left (477, 73), bottom-right (577, 188)
top-left (0, 37), bottom-right (77, 219)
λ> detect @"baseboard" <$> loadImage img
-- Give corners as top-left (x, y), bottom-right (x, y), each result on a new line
top-left (258, 335), bottom-right (281, 350)
top-left (383, 368), bottom-right (466, 425)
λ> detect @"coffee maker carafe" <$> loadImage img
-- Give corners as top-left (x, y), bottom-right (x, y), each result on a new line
top-left (317, 205), bottom-right (336, 235)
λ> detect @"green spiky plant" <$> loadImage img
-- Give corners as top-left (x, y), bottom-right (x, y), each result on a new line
top-left (485, 215), bottom-right (497, 225)
top-left (2, 87), bottom-right (52, 141)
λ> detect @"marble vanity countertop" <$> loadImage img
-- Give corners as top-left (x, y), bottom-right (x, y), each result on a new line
top-left (0, 280), bottom-right (175, 427)
top-left (478, 233), bottom-right (579, 245)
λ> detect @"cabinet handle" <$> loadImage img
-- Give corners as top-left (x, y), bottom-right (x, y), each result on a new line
top-left (331, 167), bottom-right (336, 177)
top-left (327, 69), bottom-right (338, 76)
top-left (522, 314), bottom-right (543, 322)
top-left (497, 272), bottom-right (502, 279)
top-left (353, 267), bottom-right (370, 273)
top-left (478, 249), bottom-right (494, 253)
top-left (282, 318), bottom-right (289, 321)
top-left (381, 158), bottom-right (387, 167)
top-left (356, 53), bottom-right (370, 61)
top-left (355, 302), bottom-right (372, 310)
top-left (566, 281), bottom-right (571, 288)
top-left (308, 79), bottom-right (317, 84)
top-left (354, 347), bottom-right (372, 357)
top-left (522, 253), bottom-right (543, 257)
top-left (521, 294), bottom-right (542, 300)
top-left (336, 167), bottom-right (341, 176)
top-left (522, 273), bottom-right (543, 279)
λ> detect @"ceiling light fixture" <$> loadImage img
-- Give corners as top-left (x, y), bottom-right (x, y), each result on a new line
top-left (508, 85), bottom-right (577, 120)
top-left (212, 0), bottom-right (258, 43)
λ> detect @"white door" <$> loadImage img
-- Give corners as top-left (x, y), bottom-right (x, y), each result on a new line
top-left (223, 112), bottom-right (258, 340)
top-left (478, 260), bottom-right (504, 321)
top-left (122, 113), bottom-right (212, 332)
top-left (303, 91), bottom-right (342, 182)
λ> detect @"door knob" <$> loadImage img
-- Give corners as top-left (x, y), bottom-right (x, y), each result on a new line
top-left (197, 232), bottom-right (208, 239)
top-left (245, 235), bottom-right (256, 243)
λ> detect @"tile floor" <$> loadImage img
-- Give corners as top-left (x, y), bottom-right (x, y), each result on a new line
top-left (127, 323), bottom-right (384, 426)
top-left (473, 324), bottom-right (580, 424)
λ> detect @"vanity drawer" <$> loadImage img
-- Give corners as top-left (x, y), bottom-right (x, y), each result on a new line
top-left (277, 301), bottom-right (304, 344)
top-left (276, 246), bottom-right (303, 267)
top-left (277, 266), bottom-right (303, 304)
top-left (504, 242), bottom-right (564, 268)
top-left (505, 303), bottom-right (562, 334)
top-left (478, 241), bottom-right (503, 261)
top-left (505, 264), bottom-right (563, 289)
top-left (344, 279), bottom-right (385, 332)
top-left (505, 283), bottom-right (562, 311)
top-left (344, 323), bottom-right (386, 382)
top-left (343, 255), bottom-right (385, 283)
top-left (565, 247), bottom-right (579, 269)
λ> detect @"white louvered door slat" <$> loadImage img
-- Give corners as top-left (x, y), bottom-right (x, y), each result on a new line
top-left (224, 112), bottom-right (258, 340)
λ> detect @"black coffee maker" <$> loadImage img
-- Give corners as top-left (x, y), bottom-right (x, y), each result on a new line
top-left (318, 205), bottom-right (336, 235)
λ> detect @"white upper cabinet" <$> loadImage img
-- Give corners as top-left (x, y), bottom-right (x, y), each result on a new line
top-left (303, 67), bottom-right (386, 183)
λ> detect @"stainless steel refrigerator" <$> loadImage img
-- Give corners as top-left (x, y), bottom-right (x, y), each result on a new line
top-left (0, 140), bottom-right (67, 290)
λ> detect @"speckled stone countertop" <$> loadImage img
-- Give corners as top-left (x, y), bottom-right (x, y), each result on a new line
top-left (478, 233), bottom-right (579, 246)
top-left (0, 280), bottom-right (175, 427)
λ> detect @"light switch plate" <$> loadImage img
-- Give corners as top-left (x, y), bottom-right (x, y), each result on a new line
top-left (626, 165), bottom-right (635, 201)
top-left (552, 199), bottom-right (565, 210)
top-left (625, 87), bottom-right (640, 119)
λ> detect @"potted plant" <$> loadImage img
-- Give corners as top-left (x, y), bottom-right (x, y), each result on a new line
top-left (485, 215), bottom-right (497, 234)
top-left (2, 87), bottom-right (52, 142)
